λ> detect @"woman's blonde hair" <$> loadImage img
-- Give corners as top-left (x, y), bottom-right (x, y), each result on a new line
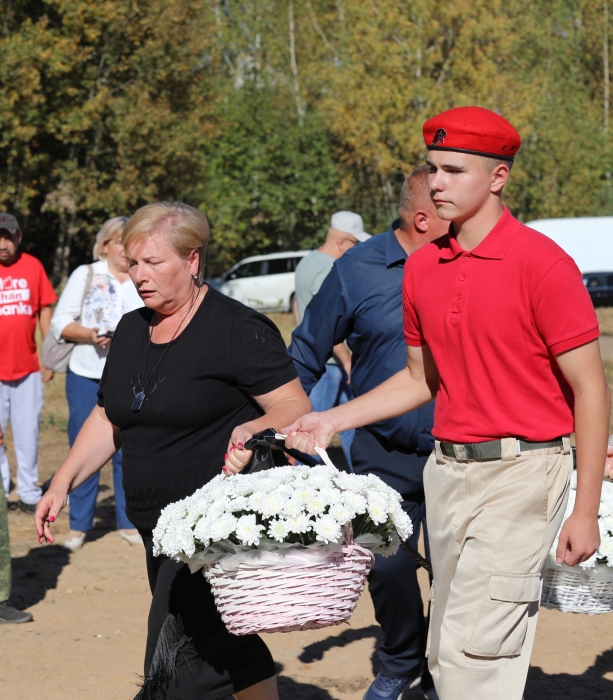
top-left (122, 202), bottom-right (209, 285)
top-left (93, 216), bottom-right (128, 260)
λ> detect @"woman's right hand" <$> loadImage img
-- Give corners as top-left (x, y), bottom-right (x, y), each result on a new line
top-left (61, 322), bottom-right (112, 348)
top-left (35, 487), bottom-right (69, 544)
top-left (89, 327), bottom-right (112, 348)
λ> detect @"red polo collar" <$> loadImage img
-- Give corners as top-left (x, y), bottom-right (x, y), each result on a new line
top-left (438, 207), bottom-right (522, 261)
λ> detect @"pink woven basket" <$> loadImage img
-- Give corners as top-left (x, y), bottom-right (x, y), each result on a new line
top-left (203, 541), bottom-right (374, 635)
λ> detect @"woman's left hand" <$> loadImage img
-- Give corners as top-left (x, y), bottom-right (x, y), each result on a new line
top-left (224, 424), bottom-right (255, 475)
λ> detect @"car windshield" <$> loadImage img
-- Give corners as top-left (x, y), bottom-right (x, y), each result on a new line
top-left (226, 261), bottom-right (262, 280)
top-left (584, 274), bottom-right (608, 288)
top-left (265, 258), bottom-right (293, 275)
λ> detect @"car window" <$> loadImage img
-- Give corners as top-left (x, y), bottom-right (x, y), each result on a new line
top-left (226, 262), bottom-right (263, 280)
top-left (290, 257), bottom-right (304, 271)
top-left (585, 274), bottom-right (608, 288)
top-left (266, 258), bottom-right (293, 275)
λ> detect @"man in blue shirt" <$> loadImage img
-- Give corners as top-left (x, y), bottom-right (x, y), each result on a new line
top-left (289, 166), bottom-right (448, 700)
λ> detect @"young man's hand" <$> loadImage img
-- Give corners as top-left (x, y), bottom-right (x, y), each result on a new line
top-left (0, 425), bottom-right (3, 447)
top-left (555, 512), bottom-right (601, 566)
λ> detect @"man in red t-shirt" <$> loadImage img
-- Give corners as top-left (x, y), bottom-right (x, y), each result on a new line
top-left (282, 108), bottom-right (608, 700)
top-left (0, 213), bottom-right (56, 623)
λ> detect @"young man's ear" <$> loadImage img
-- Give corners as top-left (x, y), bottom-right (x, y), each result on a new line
top-left (490, 163), bottom-right (510, 194)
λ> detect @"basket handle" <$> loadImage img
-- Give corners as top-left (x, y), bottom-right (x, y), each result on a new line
top-left (274, 433), bottom-right (336, 469)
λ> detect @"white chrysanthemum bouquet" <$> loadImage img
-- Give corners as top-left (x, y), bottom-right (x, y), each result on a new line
top-left (550, 471), bottom-right (613, 569)
top-left (153, 463), bottom-right (412, 572)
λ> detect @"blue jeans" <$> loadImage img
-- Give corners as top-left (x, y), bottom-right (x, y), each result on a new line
top-left (309, 364), bottom-right (354, 468)
top-left (66, 369), bottom-right (133, 531)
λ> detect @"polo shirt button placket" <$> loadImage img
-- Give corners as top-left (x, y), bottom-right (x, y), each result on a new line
top-left (451, 255), bottom-right (469, 318)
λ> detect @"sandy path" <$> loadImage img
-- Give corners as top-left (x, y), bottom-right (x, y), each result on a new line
top-left (1, 503), bottom-right (612, 700)
top-left (1, 360), bottom-right (613, 699)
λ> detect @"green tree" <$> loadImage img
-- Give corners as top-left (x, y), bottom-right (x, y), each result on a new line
top-left (0, 0), bottom-right (219, 284)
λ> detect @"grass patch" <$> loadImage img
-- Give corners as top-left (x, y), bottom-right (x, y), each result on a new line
top-left (596, 308), bottom-right (613, 335)
top-left (266, 311), bottom-right (295, 346)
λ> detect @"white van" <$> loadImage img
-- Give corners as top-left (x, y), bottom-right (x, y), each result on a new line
top-left (525, 217), bottom-right (613, 273)
top-left (208, 250), bottom-right (311, 312)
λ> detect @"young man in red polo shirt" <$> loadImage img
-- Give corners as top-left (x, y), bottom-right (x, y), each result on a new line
top-left (281, 107), bottom-right (608, 700)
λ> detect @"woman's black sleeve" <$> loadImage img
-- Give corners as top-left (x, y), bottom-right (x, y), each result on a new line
top-left (231, 309), bottom-right (297, 396)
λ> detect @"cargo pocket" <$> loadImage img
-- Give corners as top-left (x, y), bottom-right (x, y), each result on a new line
top-left (462, 573), bottom-right (541, 658)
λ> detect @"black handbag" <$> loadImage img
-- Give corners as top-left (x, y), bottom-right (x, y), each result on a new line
top-left (243, 428), bottom-right (319, 473)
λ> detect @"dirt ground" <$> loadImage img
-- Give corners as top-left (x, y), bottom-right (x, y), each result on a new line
top-left (1, 316), bottom-right (613, 699)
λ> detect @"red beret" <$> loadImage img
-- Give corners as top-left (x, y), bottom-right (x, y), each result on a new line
top-left (423, 106), bottom-right (521, 160)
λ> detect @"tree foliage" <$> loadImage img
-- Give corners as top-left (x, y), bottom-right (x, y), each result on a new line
top-left (0, 0), bottom-right (611, 281)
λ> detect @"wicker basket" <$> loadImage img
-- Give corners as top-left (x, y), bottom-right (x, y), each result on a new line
top-left (203, 542), bottom-right (374, 635)
top-left (541, 561), bottom-right (613, 614)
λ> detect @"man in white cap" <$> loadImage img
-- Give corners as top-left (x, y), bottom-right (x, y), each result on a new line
top-left (293, 211), bottom-right (370, 466)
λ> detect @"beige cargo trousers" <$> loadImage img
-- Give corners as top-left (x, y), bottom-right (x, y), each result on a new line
top-left (424, 437), bottom-right (572, 700)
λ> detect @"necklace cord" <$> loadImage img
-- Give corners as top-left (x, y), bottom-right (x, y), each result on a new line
top-left (138, 286), bottom-right (201, 398)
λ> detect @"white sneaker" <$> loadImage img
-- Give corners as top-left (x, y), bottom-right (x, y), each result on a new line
top-left (120, 530), bottom-right (143, 546)
top-left (62, 533), bottom-right (86, 552)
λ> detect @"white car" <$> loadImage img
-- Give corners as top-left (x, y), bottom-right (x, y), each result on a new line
top-left (208, 250), bottom-right (311, 312)
top-left (525, 216), bottom-right (613, 273)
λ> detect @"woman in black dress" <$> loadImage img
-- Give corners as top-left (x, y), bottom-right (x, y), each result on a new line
top-left (35, 201), bottom-right (311, 700)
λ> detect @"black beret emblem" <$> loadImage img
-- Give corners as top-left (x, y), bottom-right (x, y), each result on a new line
top-left (431, 128), bottom-right (447, 147)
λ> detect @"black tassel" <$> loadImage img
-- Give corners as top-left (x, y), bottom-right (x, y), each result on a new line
top-left (135, 614), bottom-right (190, 700)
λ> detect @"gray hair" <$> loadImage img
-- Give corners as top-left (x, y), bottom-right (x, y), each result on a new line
top-left (93, 217), bottom-right (129, 260)
top-left (398, 166), bottom-right (431, 228)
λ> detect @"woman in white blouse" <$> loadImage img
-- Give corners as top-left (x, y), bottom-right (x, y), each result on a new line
top-left (50, 217), bottom-right (143, 551)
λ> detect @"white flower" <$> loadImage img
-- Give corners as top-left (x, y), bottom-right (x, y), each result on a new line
top-left (260, 492), bottom-right (286, 518)
top-left (602, 515), bottom-right (613, 536)
top-left (366, 474), bottom-right (391, 494)
top-left (208, 500), bottom-right (226, 518)
top-left (309, 464), bottom-right (338, 479)
top-left (288, 513), bottom-right (313, 533)
top-left (307, 475), bottom-right (334, 490)
top-left (599, 537), bottom-right (613, 564)
top-left (268, 518), bottom-right (291, 542)
top-left (336, 472), bottom-right (368, 493)
top-left (209, 513), bottom-right (238, 541)
top-left (328, 502), bottom-right (352, 524)
top-left (390, 506), bottom-right (413, 541)
top-left (248, 492), bottom-right (265, 511)
top-left (579, 551), bottom-right (599, 569)
top-left (343, 491), bottom-right (367, 515)
top-left (319, 487), bottom-right (341, 505)
top-left (227, 496), bottom-right (248, 512)
top-left (367, 501), bottom-right (388, 526)
top-left (314, 515), bottom-right (343, 543)
top-left (305, 492), bottom-right (328, 516)
top-left (193, 516), bottom-right (212, 547)
top-left (235, 514), bottom-right (265, 546)
top-left (294, 485), bottom-right (319, 505)
top-left (282, 497), bottom-right (304, 518)
top-left (232, 480), bottom-right (257, 497)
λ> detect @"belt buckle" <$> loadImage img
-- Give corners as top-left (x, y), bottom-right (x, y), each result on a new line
top-left (453, 444), bottom-right (473, 460)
